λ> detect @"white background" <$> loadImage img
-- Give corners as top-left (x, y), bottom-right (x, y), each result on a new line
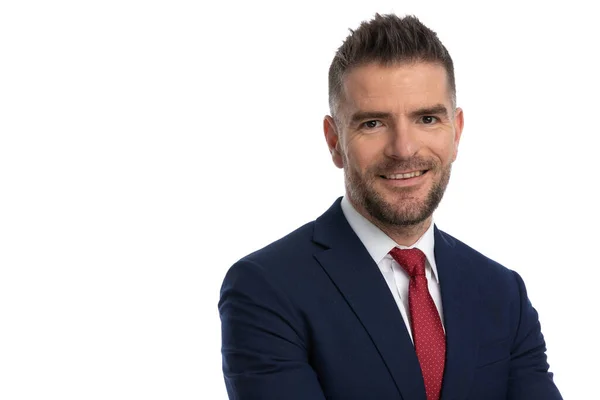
top-left (1, 0), bottom-right (598, 398)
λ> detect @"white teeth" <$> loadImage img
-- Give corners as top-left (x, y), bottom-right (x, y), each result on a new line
top-left (386, 171), bottom-right (424, 179)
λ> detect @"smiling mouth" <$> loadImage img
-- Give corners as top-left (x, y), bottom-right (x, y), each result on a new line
top-left (381, 170), bottom-right (428, 180)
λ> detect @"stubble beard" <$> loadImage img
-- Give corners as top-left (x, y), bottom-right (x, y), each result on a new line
top-left (344, 158), bottom-right (452, 228)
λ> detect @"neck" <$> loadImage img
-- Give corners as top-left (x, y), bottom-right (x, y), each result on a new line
top-left (350, 199), bottom-right (432, 247)
top-left (372, 216), bottom-right (431, 247)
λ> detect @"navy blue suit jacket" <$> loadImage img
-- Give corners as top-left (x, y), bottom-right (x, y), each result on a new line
top-left (219, 198), bottom-right (562, 399)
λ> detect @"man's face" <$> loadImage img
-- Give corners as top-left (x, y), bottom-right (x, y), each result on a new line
top-left (324, 62), bottom-right (464, 227)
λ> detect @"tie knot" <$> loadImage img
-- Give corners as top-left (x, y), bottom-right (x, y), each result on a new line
top-left (389, 247), bottom-right (426, 277)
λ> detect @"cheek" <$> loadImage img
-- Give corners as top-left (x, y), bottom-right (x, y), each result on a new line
top-left (345, 148), bottom-right (379, 173)
top-left (430, 136), bottom-right (458, 164)
top-left (447, 143), bottom-right (459, 163)
top-left (344, 138), bottom-right (385, 170)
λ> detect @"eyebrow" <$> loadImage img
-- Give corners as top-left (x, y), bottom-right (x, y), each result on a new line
top-left (349, 111), bottom-right (393, 124)
top-left (349, 104), bottom-right (450, 124)
top-left (408, 104), bottom-right (449, 119)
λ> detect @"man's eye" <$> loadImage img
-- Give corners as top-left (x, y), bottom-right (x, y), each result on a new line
top-left (363, 120), bottom-right (382, 129)
top-left (420, 116), bottom-right (438, 124)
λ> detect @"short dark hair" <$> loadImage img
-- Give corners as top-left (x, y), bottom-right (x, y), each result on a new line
top-left (328, 14), bottom-right (456, 117)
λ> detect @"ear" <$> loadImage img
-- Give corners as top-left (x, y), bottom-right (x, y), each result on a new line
top-left (323, 115), bottom-right (344, 169)
top-left (451, 107), bottom-right (464, 162)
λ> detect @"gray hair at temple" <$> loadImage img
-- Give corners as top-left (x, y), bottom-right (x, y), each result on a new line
top-left (328, 14), bottom-right (456, 120)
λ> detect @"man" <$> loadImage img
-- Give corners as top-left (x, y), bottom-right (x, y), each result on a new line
top-left (219, 14), bottom-right (562, 400)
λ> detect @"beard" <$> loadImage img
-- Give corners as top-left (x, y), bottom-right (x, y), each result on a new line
top-left (344, 156), bottom-right (451, 227)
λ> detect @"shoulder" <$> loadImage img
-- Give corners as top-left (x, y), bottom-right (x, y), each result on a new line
top-left (222, 219), bottom-right (324, 287)
top-left (221, 198), bottom-right (347, 300)
top-left (242, 220), bottom-right (321, 267)
top-left (436, 228), bottom-right (521, 287)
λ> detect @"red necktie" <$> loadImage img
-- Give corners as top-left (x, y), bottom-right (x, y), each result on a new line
top-left (390, 247), bottom-right (445, 400)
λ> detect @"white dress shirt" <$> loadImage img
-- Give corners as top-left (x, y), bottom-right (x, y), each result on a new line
top-left (340, 196), bottom-right (445, 342)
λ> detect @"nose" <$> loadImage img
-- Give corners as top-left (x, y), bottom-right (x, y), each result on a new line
top-left (384, 120), bottom-right (419, 160)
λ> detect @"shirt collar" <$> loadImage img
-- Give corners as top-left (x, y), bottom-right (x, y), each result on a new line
top-left (340, 196), bottom-right (439, 282)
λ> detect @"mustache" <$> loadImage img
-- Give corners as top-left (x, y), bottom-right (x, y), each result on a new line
top-left (370, 157), bottom-right (439, 174)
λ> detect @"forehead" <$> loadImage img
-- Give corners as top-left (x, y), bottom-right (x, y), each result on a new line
top-left (339, 62), bottom-right (451, 115)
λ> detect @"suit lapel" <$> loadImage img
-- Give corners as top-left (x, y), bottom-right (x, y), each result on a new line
top-left (434, 227), bottom-right (479, 400)
top-left (313, 199), bottom-right (425, 400)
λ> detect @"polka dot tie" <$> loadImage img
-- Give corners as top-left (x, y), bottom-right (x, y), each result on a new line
top-left (390, 247), bottom-right (445, 400)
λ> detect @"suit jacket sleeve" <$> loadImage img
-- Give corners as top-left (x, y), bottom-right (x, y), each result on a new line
top-left (507, 271), bottom-right (563, 399)
top-left (218, 260), bottom-right (327, 400)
